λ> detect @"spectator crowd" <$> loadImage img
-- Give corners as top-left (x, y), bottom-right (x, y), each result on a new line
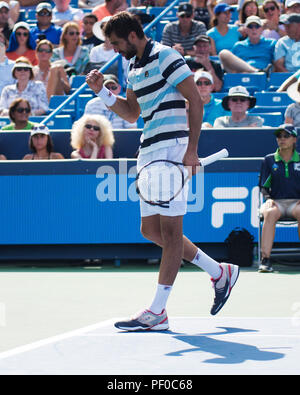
top-left (0, 0), bottom-right (300, 161)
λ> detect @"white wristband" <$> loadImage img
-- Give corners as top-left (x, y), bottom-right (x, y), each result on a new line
top-left (97, 86), bottom-right (117, 107)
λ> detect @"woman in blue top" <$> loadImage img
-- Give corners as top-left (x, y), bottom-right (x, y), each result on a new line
top-left (207, 3), bottom-right (242, 54)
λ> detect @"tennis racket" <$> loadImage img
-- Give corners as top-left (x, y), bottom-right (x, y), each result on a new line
top-left (136, 148), bottom-right (229, 208)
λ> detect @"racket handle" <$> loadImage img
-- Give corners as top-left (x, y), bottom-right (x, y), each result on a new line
top-left (200, 148), bottom-right (229, 167)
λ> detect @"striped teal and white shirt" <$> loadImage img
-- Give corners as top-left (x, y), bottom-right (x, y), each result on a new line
top-left (127, 40), bottom-right (192, 154)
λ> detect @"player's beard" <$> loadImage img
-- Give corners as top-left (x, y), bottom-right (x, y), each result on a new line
top-left (122, 40), bottom-right (137, 60)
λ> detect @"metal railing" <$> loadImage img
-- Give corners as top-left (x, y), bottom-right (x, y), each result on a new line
top-left (40, 0), bottom-right (180, 126)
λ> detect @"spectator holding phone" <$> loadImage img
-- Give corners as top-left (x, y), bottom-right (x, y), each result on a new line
top-left (30, 2), bottom-right (62, 46)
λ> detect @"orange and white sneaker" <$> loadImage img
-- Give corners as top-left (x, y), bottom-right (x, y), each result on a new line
top-left (114, 309), bottom-right (169, 331)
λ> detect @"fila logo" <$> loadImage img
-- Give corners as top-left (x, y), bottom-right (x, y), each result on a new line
top-left (211, 187), bottom-right (248, 228)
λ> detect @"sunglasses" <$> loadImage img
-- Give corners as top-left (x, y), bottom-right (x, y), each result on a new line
top-left (247, 24), bottom-right (261, 29)
top-left (276, 133), bottom-right (292, 139)
top-left (196, 81), bottom-right (211, 86)
top-left (32, 124), bottom-right (48, 131)
top-left (15, 67), bottom-right (30, 72)
top-left (16, 32), bottom-right (29, 37)
top-left (37, 47), bottom-right (52, 53)
top-left (230, 97), bottom-right (249, 103)
top-left (68, 31), bottom-right (80, 36)
top-left (15, 107), bottom-right (30, 113)
top-left (179, 13), bottom-right (192, 18)
top-left (38, 11), bottom-right (52, 16)
top-left (263, 6), bottom-right (276, 13)
top-left (85, 124), bottom-right (100, 131)
top-left (105, 84), bottom-right (118, 91)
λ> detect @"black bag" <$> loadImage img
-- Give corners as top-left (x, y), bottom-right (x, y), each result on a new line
top-left (225, 227), bottom-right (254, 267)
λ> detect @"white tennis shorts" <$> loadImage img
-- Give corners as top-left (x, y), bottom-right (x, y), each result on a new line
top-left (137, 143), bottom-right (189, 217)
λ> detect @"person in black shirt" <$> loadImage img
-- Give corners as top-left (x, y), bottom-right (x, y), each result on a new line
top-left (81, 13), bottom-right (103, 51)
top-left (258, 124), bottom-right (300, 272)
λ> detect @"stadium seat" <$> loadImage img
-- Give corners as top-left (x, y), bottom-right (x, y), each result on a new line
top-left (29, 115), bottom-right (73, 130)
top-left (154, 20), bottom-right (169, 42)
top-left (254, 112), bottom-right (283, 127)
top-left (48, 95), bottom-right (76, 119)
top-left (0, 117), bottom-right (10, 129)
top-left (266, 72), bottom-right (294, 91)
top-left (254, 92), bottom-right (294, 107)
top-left (77, 94), bottom-right (94, 117)
top-left (70, 75), bottom-right (86, 90)
top-left (147, 6), bottom-right (178, 20)
top-left (222, 73), bottom-right (267, 94)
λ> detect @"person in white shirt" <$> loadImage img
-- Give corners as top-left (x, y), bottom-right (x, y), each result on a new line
top-left (52, 0), bottom-right (84, 27)
top-left (0, 32), bottom-right (15, 96)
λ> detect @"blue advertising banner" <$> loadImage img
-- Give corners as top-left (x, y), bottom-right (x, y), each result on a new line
top-left (0, 159), bottom-right (298, 245)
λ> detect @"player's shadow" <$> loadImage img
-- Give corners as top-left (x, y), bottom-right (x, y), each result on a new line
top-left (165, 327), bottom-right (285, 364)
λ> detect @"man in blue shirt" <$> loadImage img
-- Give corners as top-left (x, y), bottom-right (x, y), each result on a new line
top-left (219, 15), bottom-right (275, 73)
top-left (0, 32), bottom-right (14, 96)
top-left (30, 3), bottom-right (62, 45)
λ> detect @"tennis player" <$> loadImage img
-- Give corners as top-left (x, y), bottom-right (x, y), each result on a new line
top-left (86, 11), bottom-right (240, 331)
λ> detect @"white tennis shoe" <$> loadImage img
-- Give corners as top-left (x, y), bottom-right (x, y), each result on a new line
top-left (114, 309), bottom-right (169, 331)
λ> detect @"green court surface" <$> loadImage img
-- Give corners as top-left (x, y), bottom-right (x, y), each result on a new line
top-left (0, 262), bottom-right (299, 375)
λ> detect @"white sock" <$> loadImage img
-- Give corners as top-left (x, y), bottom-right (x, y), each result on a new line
top-left (149, 283), bottom-right (172, 314)
top-left (191, 248), bottom-right (222, 279)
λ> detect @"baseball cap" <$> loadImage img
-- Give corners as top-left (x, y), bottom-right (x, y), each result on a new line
top-left (103, 74), bottom-right (119, 86)
top-left (0, 2), bottom-right (9, 10)
top-left (214, 3), bottom-right (234, 14)
top-left (285, 0), bottom-right (300, 7)
top-left (194, 35), bottom-right (210, 45)
top-left (281, 13), bottom-right (300, 24)
top-left (178, 2), bottom-right (193, 16)
top-left (245, 15), bottom-right (263, 27)
top-left (31, 124), bottom-right (50, 136)
top-left (194, 70), bottom-right (213, 84)
top-left (274, 124), bottom-right (298, 137)
top-left (36, 2), bottom-right (52, 13)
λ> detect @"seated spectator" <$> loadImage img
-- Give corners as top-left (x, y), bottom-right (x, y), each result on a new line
top-left (285, 79), bottom-right (300, 127)
top-left (34, 39), bottom-right (71, 101)
top-left (30, 2), bottom-right (62, 46)
top-left (81, 13), bottom-right (103, 50)
top-left (131, 0), bottom-right (167, 6)
top-left (92, 0), bottom-right (127, 22)
top-left (0, 32), bottom-right (15, 96)
top-left (193, 70), bottom-right (229, 127)
top-left (214, 86), bottom-right (264, 127)
top-left (161, 2), bottom-right (207, 57)
top-left (0, 57), bottom-right (48, 116)
top-left (1, 98), bottom-right (35, 130)
top-left (23, 124), bottom-right (64, 160)
top-left (207, 3), bottom-right (242, 54)
top-left (84, 74), bottom-right (137, 128)
top-left (52, 0), bottom-right (84, 27)
top-left (258, 124), bottom-right (300, 273)
top-left (284, 0), bottom-right (300, 14)
top-left (51, 22), bottom-right (90, 75)
top-left (1, 1), bottom-right (19, 27)
top-left (219, 16), bottom-right (275, 73)
top-left (185, 35), bottom-right (224, 92)
top-left (274, 13), bottom-right (300, 73)
top-left (190, 0), bottom-right (212, 30)
top-left (0, 1), bottom-right (12, 42)
top-left (89, 17), bottom-right (129, 83)
top-left (261, 1), bottom-right (286, 40)
top-left (71, 114), bottom-right (114, 159)
top-left (236, 0), bottom-right (259, 38)
top-left (6, 22), bottom-right (37, 65)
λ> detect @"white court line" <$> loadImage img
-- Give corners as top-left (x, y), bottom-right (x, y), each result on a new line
top-left (0, 316), bottom-right (296, 361)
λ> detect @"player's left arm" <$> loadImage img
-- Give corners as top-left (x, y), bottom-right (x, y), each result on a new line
top-left (176, 75), bottom-right (203, 173)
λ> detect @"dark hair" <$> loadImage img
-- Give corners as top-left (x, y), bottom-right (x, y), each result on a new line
top-left (104, 11), bottom-right (145, 40)
top-left (83, 13), bottom-right (98, 22)
top-left (30, 134), bottom-right (54, 154)
top-left (9, 98), bottom-right (31, 122)
top-left (239, 0), bottom-right (259, 24)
